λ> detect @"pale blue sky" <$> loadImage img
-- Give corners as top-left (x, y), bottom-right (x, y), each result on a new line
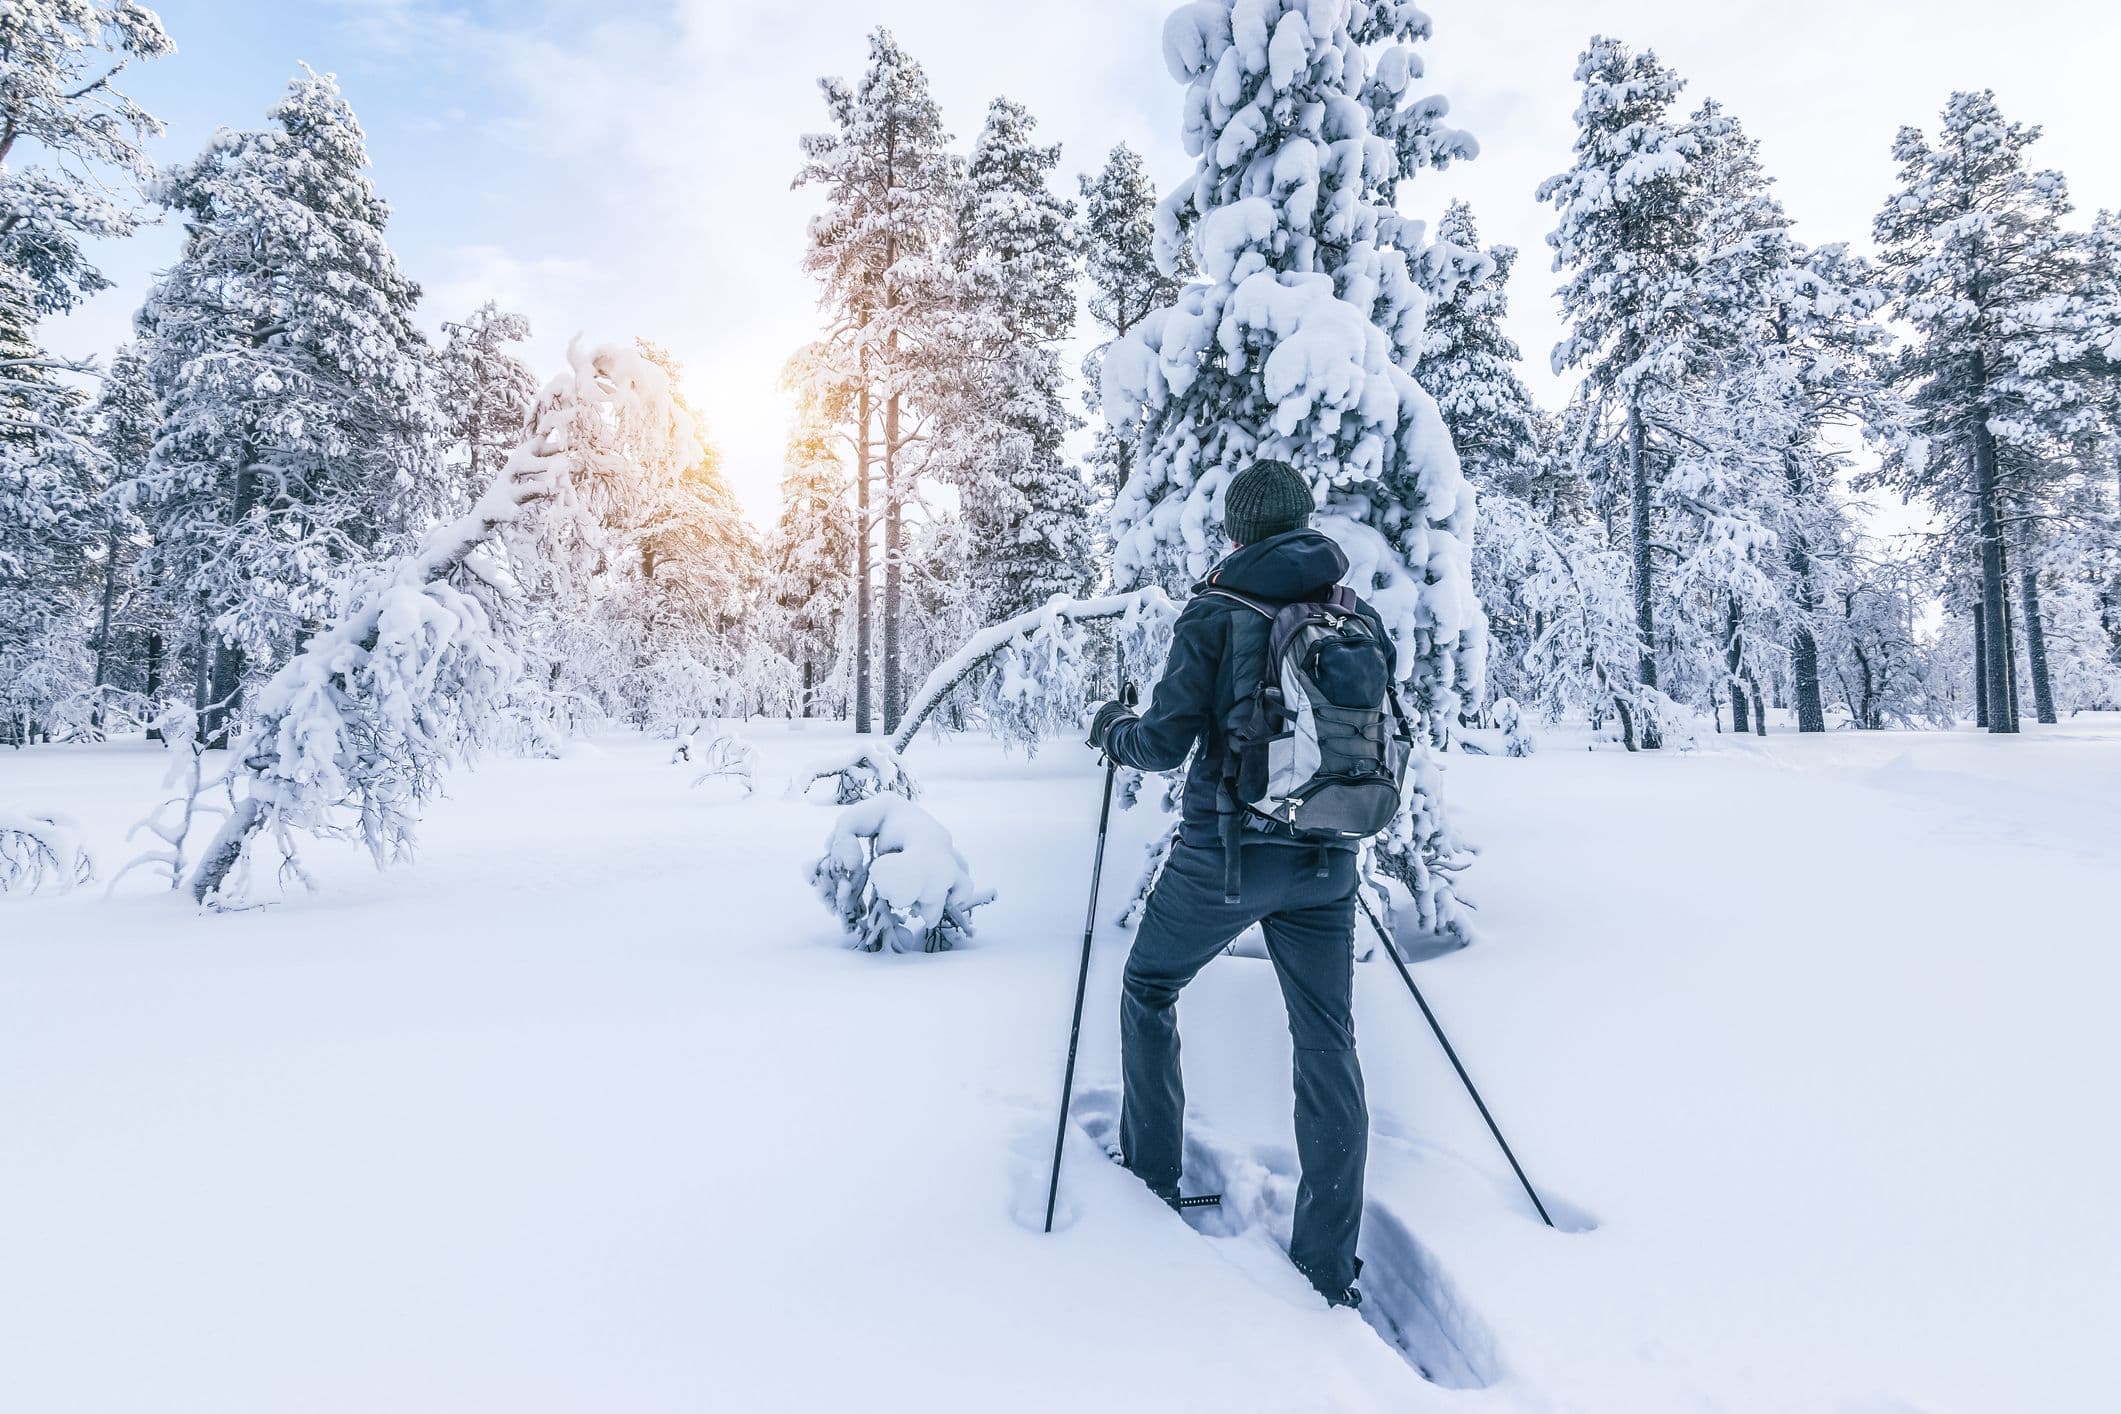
top-left (50, 0), bottom-right (2121, 519)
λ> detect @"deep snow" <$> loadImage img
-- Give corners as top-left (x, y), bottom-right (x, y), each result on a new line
top-left (3, 716), bottom-right (2118, 1412)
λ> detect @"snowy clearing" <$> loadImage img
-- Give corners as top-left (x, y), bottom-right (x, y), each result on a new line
top-left (5, 719), bottom-right (2117, 1412)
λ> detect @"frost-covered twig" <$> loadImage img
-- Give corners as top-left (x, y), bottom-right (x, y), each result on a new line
top-left (110, 720), bottom-right (224, 893)
top-left (794, 742), bottom-right (920, 805)
top-left (685, 730), bottom-right (759, 798)
top-left (0, 811), bottom-right (95, 894)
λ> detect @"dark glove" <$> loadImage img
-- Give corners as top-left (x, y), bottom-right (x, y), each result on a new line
top-left (1088, 700), bottom-right (1137, 753)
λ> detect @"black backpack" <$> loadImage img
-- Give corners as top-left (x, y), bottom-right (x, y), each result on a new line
top-left (1202, 584), bottom-right (1413, 900)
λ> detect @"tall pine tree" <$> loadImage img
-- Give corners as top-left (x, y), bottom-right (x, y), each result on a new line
top-left (1539, 37), bottom-right (1700, 748)
top-left (932, 96), bottom-right (1089, 624)
top-left (439, 302), bottom-right (536, 516)
top-left (135, 70), bottom-right (440, 744)
top-left (0, 1), bottom-right (172, 743)
top-left (1080, 143), bottom-right (1193, 516)
top-left (1873, 90), bottom-right (2091, 734)
top-left (764, 405), bottom-right (855, 718)
top-left (794, 30), bottom-right (960, 734)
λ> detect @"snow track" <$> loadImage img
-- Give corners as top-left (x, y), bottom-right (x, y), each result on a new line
top-left (1065, 1085), bottom-right (1502, 1390)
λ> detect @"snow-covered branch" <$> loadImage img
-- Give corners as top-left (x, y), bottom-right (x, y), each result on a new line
top-left (889, 587), bottom-right (1176, 755)
top-left (0, 810), bottom-right (95, 894)
top-left (180, 340), bottom-right (702, 907)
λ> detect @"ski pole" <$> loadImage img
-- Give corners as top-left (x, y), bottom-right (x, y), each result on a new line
top-left (1044, 685), bottom-right (1133, 1234)
top-left (1357, 892), bottom-right (1556, 1229)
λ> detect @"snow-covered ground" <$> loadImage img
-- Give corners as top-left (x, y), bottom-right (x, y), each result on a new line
top-left (4, 717), bottom-right (2117, 1412)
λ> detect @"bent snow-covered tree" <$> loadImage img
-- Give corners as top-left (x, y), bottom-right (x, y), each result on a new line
top-left (184, 342), bottom-right (701, 905)
top-left (1102, 0), bottom-right (1485, 940)
top-left (810, 794), bottom-right (993, 953)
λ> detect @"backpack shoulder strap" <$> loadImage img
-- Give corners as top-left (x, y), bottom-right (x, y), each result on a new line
top-left (1198, 586), bottom-right (1277, 619)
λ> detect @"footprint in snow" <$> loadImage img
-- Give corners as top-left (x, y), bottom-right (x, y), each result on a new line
top-left (1062, 1084), bottom-right (1503, 1390)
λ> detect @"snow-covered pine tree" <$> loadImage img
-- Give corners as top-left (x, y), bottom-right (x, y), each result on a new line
top-left (134, 69), bottom-right (441, 746)
top-left (794, 29), bottom-right (961, 734)
top-left (1416, 202), bottom-right (1539, 500)
top-left (0, 1), bottom-right (172, 745)
top-left (2076, 211), bottom-right (2121, 669)
top-left (85, 344), bottom-right (160, 732)
top-left (895, 513), bottom-right (986, 734)
top-left (1413, 201), bottom-right (1545, 712)
top-left (1749, 239), bottom-right (1896, 732)
top-left (1103, 0), bottom-right (1484, 941)
top-left (502, 341), bottom-right (750, 736)
top-left (0, 398), bottom-right (98, 744)
top-left (763, 404), bottom-right (856, 718)
top-left (629, 343), bottom-right (756, 726)
top-left (439, 302), bottom-right (537, 517)
top-left (1825, 552), bottom-right (1947, 729)
top-left (1872, 91), bottom-right (2094, 734)
top-left (1538, 37), bottom-right (1701, 749)
top-left (932, 97), bottom-right (1091, 624)
top-left (1081, 143), bottom-right (1195, 514)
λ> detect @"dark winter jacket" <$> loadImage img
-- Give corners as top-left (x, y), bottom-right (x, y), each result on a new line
top-left (1105, 528), bottom-right (1390, 851)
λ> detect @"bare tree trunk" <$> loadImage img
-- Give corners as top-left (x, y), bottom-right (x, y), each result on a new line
top-left (1724, 598), bottom-right (1750, 734)
top-left (1626, 398), bottom-right (1661, 749)
top-left (881, 380), bottom-right (904, 735)
top-left (200, 454), bottom-right (259, 747)
top-left (1778, 450), bottom-right (1828, 732)
top-left (191, 598), bottom-right (214, 747)
top-left (1973, 602), bottom-right (1988, 728)
top-left (1968, 367), bottom-right (2016, 734)
top-left (1999, 544), bottom-right (2022, 732)
top-left (89, 515), bottom-right (121, 736)
top-left (2014, 527), bottom-right (2057, 724)
top-left (854, 381), bottom-right (874, 735)
top-left (1852, 644), bottom-right (1879, 728)
top-left (143, 630), bottom-right (164, 742)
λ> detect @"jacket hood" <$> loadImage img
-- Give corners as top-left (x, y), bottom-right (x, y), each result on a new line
top-left (1200, 528), bottom-right (1349, 603)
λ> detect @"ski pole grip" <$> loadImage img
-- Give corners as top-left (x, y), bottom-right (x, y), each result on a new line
top-left (1121, 683), bottom-right (1139, 709)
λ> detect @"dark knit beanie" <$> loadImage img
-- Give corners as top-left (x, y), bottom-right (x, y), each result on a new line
top-left (1222, 459), bottom-right (1314, 545)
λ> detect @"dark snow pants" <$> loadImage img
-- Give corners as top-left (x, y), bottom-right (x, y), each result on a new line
top-left (1119, 840), bottom-right (1366, 1298)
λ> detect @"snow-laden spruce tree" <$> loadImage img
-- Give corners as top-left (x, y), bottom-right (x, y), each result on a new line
top-left (0, 407), bottom-right (98, 744)
top-left (84, 343), bottom-right (161, 732)
top-left (439, 302), bottom-right (537, 517)
top-left (1081, 143), bottom-right (1196, 516)
top-left (134, 69), bottom-right (441, 746)
top-left (0, 1), bottom-right (172, 744)
top-left (1537, 37), bottom-right (1702, 748)
top-left (1415, 202), bottom-right (1539, 501)
top-left (1103, 0), bottom-right (1484, 939)
top-left (625, 344), bottom-right (758, 727)
top-left (931, 97), bottom-right (1091, 624)
top-left (794, 29), bottom-right (962, 734)
top-left (498, 341), bottom-right (749, 738)
top-left (762, 404), bottom-right (856, 718)
top-left (181, 341), bottom-right (701, 906)
top-left (1412, 200), bottom-right (1545, 712)
top-left (1872, 91), bottom-right (2094, 734)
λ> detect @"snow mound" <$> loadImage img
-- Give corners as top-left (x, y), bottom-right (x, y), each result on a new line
top-left (810, 795), bottom-right (994, 953)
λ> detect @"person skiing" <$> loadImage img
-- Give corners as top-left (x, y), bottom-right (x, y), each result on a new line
top-left (1087, 458), bottom-right (1386, 1310)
